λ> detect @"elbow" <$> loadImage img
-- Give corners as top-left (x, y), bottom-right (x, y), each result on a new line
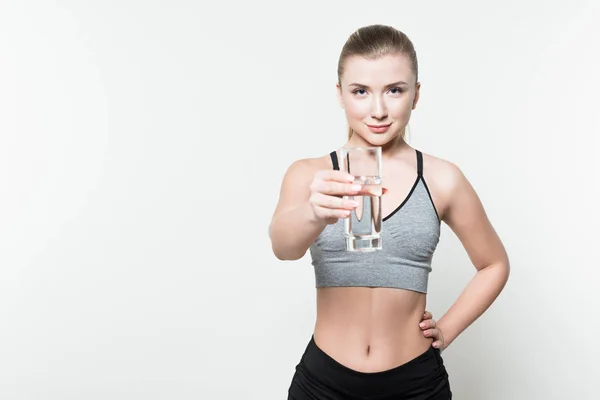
top-left (270, 239), bottom-right (306, 261)
top-left (268, 221), bottom-right (308, 261)
top-left (500, 253), bottom-right (511, 279)
top-left (476, 256), bottom-right (510, 288)
top-left (503, 259), bottom-right (511, 284)
top-left (271, 245), bottom-right (306, 261)
top-left (492, 257), bottom-right (511, 288)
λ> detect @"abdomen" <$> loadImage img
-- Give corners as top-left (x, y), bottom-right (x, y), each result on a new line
top-left (313, 286), bottom-right (433, 372)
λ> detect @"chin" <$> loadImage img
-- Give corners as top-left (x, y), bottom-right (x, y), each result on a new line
top-left (359, 132), bottom-right (398, 147)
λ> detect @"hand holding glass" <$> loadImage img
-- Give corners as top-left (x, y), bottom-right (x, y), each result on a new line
top-left (340, 147), bottom-right (382, 252)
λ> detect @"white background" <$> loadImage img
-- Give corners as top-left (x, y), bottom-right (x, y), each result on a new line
top-left (1, 1), bottom-right (599, 399)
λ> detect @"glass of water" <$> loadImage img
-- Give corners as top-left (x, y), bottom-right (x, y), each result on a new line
top-left (340, 147), bottom-right (382, 252)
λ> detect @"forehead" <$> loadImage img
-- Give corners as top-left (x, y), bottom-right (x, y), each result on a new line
top-left (340, 53), bottom-right (415, 86)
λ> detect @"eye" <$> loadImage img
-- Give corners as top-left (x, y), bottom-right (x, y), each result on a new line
top-left (389, 87), bottom-right (404, 95)
top-left (352, 89), bottom-right (367, 96)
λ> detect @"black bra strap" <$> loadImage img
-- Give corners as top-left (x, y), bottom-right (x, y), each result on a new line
top-left (330, 151), bottom-right (339, 170)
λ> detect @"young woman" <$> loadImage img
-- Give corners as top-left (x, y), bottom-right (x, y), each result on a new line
top-left (269, 24), bottom-right (510, 400)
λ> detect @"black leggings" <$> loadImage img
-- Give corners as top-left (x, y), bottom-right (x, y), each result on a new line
top-left (287, 336), bottom-right (452, 400)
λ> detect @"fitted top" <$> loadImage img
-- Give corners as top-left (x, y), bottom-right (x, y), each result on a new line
top-left (309, 149), bottom-right (441, 293)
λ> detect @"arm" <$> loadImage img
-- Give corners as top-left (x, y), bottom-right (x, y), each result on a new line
top-left (269, 159), bottom-right (359, 260)
top-left (269, 160), bottom-right (325, 260)
top-left (435, 164), bottom-right (511, 349)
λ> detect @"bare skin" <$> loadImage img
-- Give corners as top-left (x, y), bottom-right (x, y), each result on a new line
top-left (285, 147), bottom-right (462, 372)
top-left (269, 53), bottom-right (510, 373)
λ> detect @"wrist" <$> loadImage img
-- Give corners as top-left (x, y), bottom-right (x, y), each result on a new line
top-left (304, 202), bottom-right (328, 228)
top-left (437, 326), bottom-right (447, 351)
top-left (436, 322), bottom-right (453, 350)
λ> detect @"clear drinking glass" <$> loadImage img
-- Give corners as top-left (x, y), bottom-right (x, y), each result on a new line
top-left (340, 147), bottom-right (383, 252)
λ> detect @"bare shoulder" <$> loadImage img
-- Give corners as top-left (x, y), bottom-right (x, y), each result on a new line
top-left (282, 153), bottom-right (334, 182)
top-left (420, 150), bottom-right (509, 271)
top-left (418, 151), bottom-right (469, 220)
top-left (272, 152), bottom-right (336, 216)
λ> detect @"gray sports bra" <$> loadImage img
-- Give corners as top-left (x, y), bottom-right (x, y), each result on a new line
top-left (309, 149), bottom-right (441, 293)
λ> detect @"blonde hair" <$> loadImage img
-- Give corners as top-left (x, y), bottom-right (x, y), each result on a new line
top-left (337, 24), bottom-right (419, 140)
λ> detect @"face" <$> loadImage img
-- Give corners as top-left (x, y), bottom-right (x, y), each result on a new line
top-left (337, 53), bottom-right (420, 147)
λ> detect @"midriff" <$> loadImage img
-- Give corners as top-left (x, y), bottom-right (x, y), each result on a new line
top-left (313, 286), bottom-right (433, 373)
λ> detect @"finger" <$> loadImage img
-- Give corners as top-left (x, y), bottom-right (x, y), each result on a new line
top-left (314, 206), bottom-right (352, 219)
top-left (432, 340), bottom-right (443, 349)
top-left (357, 185), bottom-right (383, 196)
top-left (316, 169), bottom-right (355, 183)
top-left (423, 328), bottom-right (440, 340)
top-left (420, 311), bottom-right (433, 328)
top-left (314, 181), bottom-right (362, 196)
top-left (312, 193), bottom-right (358, 210)
top-left (419, 319), bottom-right (436, 330)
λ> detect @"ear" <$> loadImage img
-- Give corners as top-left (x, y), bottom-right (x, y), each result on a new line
top-left (412, 82), bottom-right (421, 110)
top-left (336, 82), bottom-right (344, 109)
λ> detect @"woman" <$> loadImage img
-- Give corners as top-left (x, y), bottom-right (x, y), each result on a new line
top-left (269, 24), bottom-right (510, 400)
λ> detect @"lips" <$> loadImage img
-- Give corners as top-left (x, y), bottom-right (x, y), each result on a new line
top-left (366, 123), bottom-right (392, 133)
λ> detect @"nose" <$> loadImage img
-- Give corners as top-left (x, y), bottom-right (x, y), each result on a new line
top-left (370, 96), bottom-right (388, 120)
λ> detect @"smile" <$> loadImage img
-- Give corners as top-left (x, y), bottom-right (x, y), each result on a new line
top-left (366, 123), bottom-right (392, 133)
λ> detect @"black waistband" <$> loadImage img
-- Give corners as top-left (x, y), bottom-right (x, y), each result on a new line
top-left (298, 335), bottom-right (447, 397)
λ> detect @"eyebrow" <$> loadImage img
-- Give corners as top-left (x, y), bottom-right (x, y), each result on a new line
top-left (348, 81), bottom-right (409, 88)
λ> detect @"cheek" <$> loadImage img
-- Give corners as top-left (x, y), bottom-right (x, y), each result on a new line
top-left (390, 100), bottom-right (414, 120)
top-left (343, 99), bottom-right (369, 120)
